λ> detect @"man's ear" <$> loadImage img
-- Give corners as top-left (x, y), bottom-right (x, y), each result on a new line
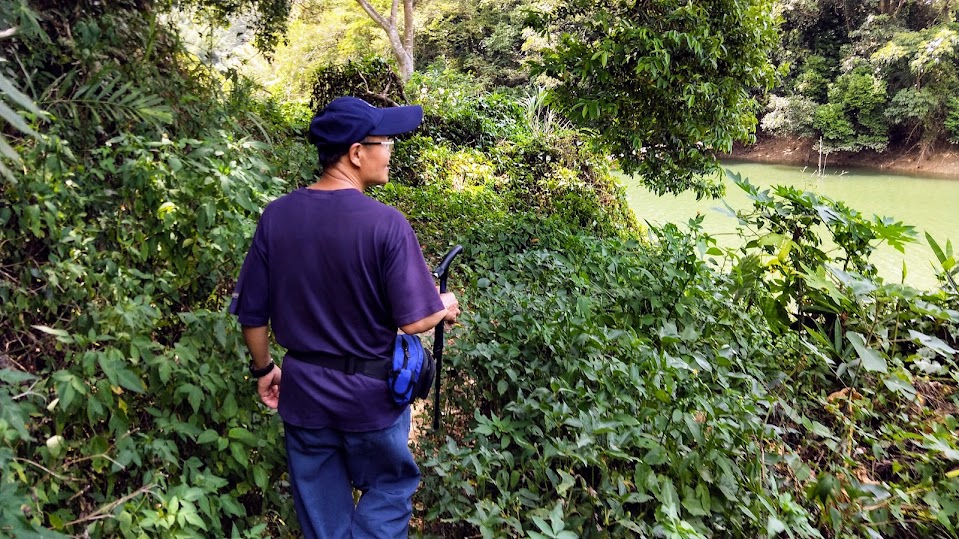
top-left (348, 143), bottom-right (363, 167)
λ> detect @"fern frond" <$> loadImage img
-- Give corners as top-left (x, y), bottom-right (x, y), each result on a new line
top-left (0, 135), bottom-right (20, 161)
top-left (0, 99), bottom-right (39, 138)
top-left (0, 71), bottom-right (42, 116)
top-left (40, 69), bottom-right (173, 130)
top-left (0, 68), bottom-right (43, 184)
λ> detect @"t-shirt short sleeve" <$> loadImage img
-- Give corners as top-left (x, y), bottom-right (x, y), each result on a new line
top-left (382, 217), bottom-right (444, 327)
top-left (229, 215), bottom-right (270, 327)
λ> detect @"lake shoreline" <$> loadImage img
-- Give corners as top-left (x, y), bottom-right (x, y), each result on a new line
top-left (725, 136), bottom-right (959, 180)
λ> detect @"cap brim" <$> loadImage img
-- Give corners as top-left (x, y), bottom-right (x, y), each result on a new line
top-left (368, 105), bottom-right (424, 137)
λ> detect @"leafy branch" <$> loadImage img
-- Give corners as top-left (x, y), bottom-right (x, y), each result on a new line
top-left (38, 69), bottom-right (173, 132)
top-left (0, 27), bottom-right (44, 182)
top-left (925, 232), bottom-right (958, 291)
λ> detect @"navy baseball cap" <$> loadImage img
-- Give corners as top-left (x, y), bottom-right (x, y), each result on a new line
top-left (308, 97), bottom-right (424, 148)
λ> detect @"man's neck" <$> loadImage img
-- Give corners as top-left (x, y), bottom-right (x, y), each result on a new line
top-left (308, 169), bottom-right (363, 192)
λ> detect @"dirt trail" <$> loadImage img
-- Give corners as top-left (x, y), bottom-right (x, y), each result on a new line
top-left (725, 137), bottom-right (959, 179)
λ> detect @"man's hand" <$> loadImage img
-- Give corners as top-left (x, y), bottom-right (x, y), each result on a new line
top-left (242, 325), bottom-right (280, 408)
top-left (440, 292), bottom-right (460, 322)
top-left (256, 366), bottom-right (281, 409)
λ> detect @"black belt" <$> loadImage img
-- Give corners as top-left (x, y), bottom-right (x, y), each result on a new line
top-left (287, 351), bottom-right (392, 381)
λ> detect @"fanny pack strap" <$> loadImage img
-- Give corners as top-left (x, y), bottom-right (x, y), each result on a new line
top-left (287, 350), bottom-right (392, 381)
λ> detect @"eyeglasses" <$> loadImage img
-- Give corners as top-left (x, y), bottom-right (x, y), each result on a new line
top-left (360, 139), bottom-right (395, 151)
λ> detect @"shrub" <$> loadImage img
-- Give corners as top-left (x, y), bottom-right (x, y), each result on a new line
top-left (762, 95), bottom-right (819, 138)
top-left (309, 56), bottom-right (409, 113)
top-left (0, 127), bottom-right (297, 537)
top-left (945, 96), bottom-right (959, 144)
top-left (415, 216), bottom-right (820, 538)
top-left (793, 55), bottom-right (833, 102)
top-left (0, 6), bottom-right (311, 536)
top-left (815, 66), bottom-right (889, 152)
top-left (813, 102), bottom-right (856, 148)
top-left (725, 174), bottom-right (959, 537)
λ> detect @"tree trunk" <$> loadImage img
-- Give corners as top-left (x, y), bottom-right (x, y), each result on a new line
top-left (354, 0), bottom-right (415, 82)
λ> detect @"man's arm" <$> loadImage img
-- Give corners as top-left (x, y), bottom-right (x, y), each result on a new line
top-left (399, 292), bottom-right (459, 334)
top-left (242, 325), bottom-right (281, 409)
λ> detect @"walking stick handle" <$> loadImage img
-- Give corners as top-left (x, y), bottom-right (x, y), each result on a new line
top-left (431, 245), bottom-right (463, 431)
top-left (432, 245), bottom-right (464, 287)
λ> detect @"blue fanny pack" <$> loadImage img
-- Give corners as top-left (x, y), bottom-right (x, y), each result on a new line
top-left (389, 334), bottom-right (435, 407)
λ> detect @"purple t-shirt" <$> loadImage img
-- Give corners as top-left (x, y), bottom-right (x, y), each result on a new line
top-left (229, 187), bottom-right (444, 431)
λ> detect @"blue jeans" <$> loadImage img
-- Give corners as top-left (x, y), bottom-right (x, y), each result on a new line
top-left (283, 408), bottom-right (420, 539)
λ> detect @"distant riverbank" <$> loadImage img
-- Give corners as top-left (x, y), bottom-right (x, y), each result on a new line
top-left (726, 136), bottom-right (959, 179)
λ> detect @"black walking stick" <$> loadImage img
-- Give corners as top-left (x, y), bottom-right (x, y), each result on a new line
top-left (431, 245), bottom-right (463, 430)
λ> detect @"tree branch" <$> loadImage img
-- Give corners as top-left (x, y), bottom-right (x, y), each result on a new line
top-left (354, 0), bottom-right (390, 32)
top-left (403, 0), bottom-right (414, 49)
top-left (64, 483), bottom-right (156, 528)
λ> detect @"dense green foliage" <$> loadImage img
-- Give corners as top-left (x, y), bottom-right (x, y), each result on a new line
top-left (765, 0), bottom-right (959, 154)
top-left (723, 177), bottom-right (959, 537)
top-left (418, 217), bottom-right (817, 537)
top-left (0, 4), bottom-right (309, 537)
top-left (0, 4), bottom-right (634, 536)
top-left (531, 0), bottom-right (779, 199)
top-left (168, 0), bottom-right (293, 55)
top-left (415, 180), bottom-right (959, 538)
top-left (416, 0), bottom-right (535, 89)
top-left (309, 56), bottom-right (409, 110)
top-left (257, 0), bottom-right (784, 199)
top-left (3, 2), bottom-right (958, 538)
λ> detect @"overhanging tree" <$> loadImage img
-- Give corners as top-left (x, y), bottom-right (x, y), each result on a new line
top-left (532, 0), bottom-right (779, 198)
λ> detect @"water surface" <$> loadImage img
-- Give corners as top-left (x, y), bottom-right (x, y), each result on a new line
top-left (617, 161), bottom-right (958, 290)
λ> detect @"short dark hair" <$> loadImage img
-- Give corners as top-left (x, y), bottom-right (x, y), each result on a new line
top-left (316, 144), bottom-right (350, 170)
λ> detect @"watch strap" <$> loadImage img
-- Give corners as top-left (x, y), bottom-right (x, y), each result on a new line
top-left (249, 361), bottom-right (275, 378)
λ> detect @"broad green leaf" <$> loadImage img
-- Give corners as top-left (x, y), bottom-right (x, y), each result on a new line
top-left (882, 374), bottom-right (917, 400)
top-left (531, 516), bottom-right (552, 536)
top-left (157, 201), bottom-right (177, 218)
top-left (228, 427), bottom-right (259, 447)
top-left (197, 429), bottom-right (219, 444)
top-left (180, 507), bottom-right (207, 530)
top-left (219, 494), bottom-right (246, 517)
top-left (757, 232), bottom-right (784, 246)
top-left (644, 446), bottom-right (668, 466)
top-left (229, 440), bottom-right (246, 465)
top-left (908, 329), bottom-right (958, 357)
top-left (116, 367), bottom-right (145, 393)
top-left (254, 465), bottom-right (269, 490)
top-left (555, 469), bottom-right (575, 495)
top-left (923, 434), bottom-right (959, 461)
top-left (846, 332), bottom-right (887, 373)
top-left (926, 232), bottom-right (948, 263)
top-left (0, 368), bottom-right (37, 384)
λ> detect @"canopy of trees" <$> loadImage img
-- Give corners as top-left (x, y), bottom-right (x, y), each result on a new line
top-left (763, 0), bottom-right (959, 155)
top-left (531, 0), bottom-right (779, 198)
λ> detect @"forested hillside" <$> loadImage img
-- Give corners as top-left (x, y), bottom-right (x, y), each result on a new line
top-left (762, 0), bottom-right (959, 155)
top-left (2, 1), bottom-right (959, 538)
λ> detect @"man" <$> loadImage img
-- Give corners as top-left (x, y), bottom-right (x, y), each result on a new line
top-left (229, 96), bottom-right (459, 538)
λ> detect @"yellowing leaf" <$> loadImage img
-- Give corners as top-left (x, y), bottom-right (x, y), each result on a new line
top-left (157, 202), bottom-right (177, 218)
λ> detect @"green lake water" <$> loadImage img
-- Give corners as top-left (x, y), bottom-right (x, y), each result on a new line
top-left (616, 161), bottom-right (959, 290)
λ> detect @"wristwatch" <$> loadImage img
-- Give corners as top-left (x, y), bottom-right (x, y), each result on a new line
top-left (248, 360), bottom-right (275, 379)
